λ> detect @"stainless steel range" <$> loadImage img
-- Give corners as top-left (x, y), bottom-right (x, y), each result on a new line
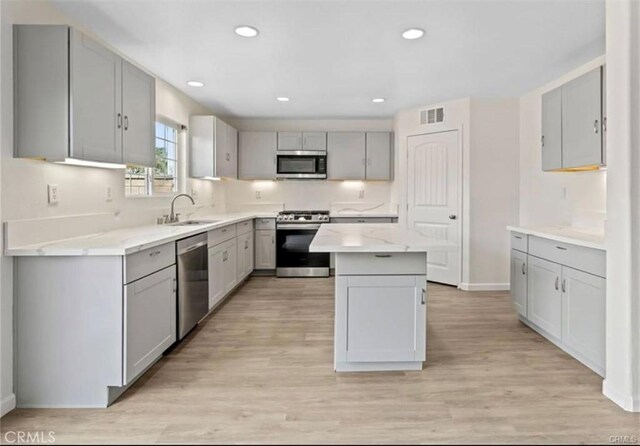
top-left (276, 210), bottom-right (330, 277)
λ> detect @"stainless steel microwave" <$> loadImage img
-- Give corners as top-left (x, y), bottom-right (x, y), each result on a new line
top-left (276, 151), bottom-right (327, 179)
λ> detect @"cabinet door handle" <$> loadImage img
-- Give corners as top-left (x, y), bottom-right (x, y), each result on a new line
top-left (594, 119), bottom-right (599, 134)
top-left (124, 116), bottom-right (129, 131)
top-left (555, 277), bottom-right (559, 290)
top-left (603, 117), bottom-right (607, 132)
top-left (117, 113), bottom-right (122, 129)
top-left (561, 278), bottom-right (566, 293)
top-left (226, 153), bottom-right (231, 161)
top-left (421, 288), bottom-right (426, 305)
top-left (271, 235), bottom-right (275, 244)
top-left (172, 278), bottom-right (177, 292)
top-left (541, 135), bottom-right (545, 147)
top-left (522, 262), bottom-right (526, 275)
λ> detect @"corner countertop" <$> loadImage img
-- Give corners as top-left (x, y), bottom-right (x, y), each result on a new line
top-left (5, 213), bottom-right (277, 257)
top-left (507, 225), bottom-right (606, 251)
top-left (329, 212), bottom-right (398, 218)
top-left (309, 223), bottom-right (457, 253)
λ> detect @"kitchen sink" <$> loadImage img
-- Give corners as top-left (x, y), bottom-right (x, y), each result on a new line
top-left (171, 220), bottom-right (219, 226)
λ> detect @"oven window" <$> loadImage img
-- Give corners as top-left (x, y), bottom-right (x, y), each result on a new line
top-left (276, 229), bottom-right (330, 268)
top-left (278, 156), bottom-right (318, 174)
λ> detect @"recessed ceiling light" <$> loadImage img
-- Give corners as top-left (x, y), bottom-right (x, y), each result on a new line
top-left (187, 80), bottom-right (204, 87)
top-left (402, 28), bottom-right (425, 40)
top-left (276, 97), bottom-right (290, 102)
top-left (372, 98), bottom-right (386, 103)
top-left (235, 25), bottom-right (259, 38)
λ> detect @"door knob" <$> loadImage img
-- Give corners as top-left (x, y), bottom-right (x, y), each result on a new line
top-left (449, 215), bottom-right (457, 220)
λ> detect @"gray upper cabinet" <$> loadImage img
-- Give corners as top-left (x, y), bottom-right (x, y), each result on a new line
top-left (70, 29), bottom-right (122, 164)
top-left (238, 132), bottom-right (277, 179)
top-left (13, 25), bottom-right (156, 167)
top-left (121, 61), bottom-right (155, 167)
top-left (277, 132), bottom-right (302, 151)
top-left (365, 132), bottom-right (392, 180)
top-left (541, 66), bottom-right (605, 171)
top-left (327, 132), bottom-right (366, 180)
top-left (189, 116), bottom-right (238, 179)
top-left (302, 132), bottom-right (327, 151)
top-left (278, 132), bottom-right (327, 152)
top-left (541, 87), bottom-right (562, 171)
top-left (562, 67), bottom-right (603, 168)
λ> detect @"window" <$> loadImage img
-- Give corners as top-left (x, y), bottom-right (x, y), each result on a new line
top-left (125, 121), bottom-right (180, 196)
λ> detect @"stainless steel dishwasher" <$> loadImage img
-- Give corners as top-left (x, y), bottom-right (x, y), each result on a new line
top-left (176, 233), bottom-right (209, 340)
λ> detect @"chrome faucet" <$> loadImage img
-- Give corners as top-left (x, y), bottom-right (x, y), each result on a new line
top-left (167, 193), bottom-right (195, 223)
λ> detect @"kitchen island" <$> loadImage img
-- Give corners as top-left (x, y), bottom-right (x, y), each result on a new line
top-left (309, 223), bottom-right (456, 372)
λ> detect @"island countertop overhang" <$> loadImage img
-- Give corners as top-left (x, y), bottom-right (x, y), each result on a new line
top-left (309, 223), bottom-right (457, 253)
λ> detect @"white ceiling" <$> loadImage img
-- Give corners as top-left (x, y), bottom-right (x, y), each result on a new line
top-left (52, 0), bottom-right (605, 119)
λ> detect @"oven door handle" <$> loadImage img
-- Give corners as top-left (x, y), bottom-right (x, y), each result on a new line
top-left (277, 224), bottom-right (322, 230)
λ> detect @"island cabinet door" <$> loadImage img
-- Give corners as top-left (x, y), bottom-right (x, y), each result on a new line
top-left (336, 275), bottom-right (427, 363)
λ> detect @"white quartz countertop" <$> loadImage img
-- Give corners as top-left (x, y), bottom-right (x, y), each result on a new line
top-left (309, 223), bottom-right (458, 253)
top-left (329, 212), bottom-right (398, 218)
top-left (507, 225), bottom-right (606, 250)
top-left (5, 213), bottom-right (277, 257)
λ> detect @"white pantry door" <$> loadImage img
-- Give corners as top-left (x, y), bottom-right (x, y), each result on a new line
top-left (407, 131), bottom-right (460, 286)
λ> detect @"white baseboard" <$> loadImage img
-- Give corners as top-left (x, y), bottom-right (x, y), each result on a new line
top-left (458, 282), bottom-right (510, 291)
top-left (1, 393), bottom-right (16, 417)
top-left (603, 380), bottom-right (640, 412)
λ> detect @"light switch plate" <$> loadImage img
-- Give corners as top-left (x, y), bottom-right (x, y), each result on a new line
top-left (255, 190), bottom-right (262, 199)
top-left (191, 188), bottom-right (199, 198)
top-left (105, 185), bottom-right (113, 202)
top-left (47, 184), bottom-right (59, 204)
top-left (358, 189), bottom-right (365, 199)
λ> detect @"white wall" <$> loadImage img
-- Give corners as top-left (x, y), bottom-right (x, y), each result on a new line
top-left (394, 97), bottom-right (519, 290)
top-left (0, 0), bottom-right (221, 416)
top-left (519, 56), bottom-right (607, 230)
top-left (603, 0), bottom-right (639, 412)
top-left (225, 119), bottom-right (395, 212)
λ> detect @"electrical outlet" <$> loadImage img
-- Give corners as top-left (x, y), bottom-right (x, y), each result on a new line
top-left (47, 184), bottom-right (59, 204)
top-left (255, 190), bottom-right (262, 199)
top-left (191, 188), bottom-right (199, 198)
top-left (562, 187), bottom-right (568, 201)
top-left (358, 189), bottom-right (365, 199)
top-left (105, 185), bottom-right (113, 202)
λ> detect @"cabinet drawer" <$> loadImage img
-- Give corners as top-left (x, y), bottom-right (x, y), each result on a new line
top-left (208, 224), bottom-right (237, 247)
top-left (331, 217), bottom-right (394, 224)
top-left (529, 236), bottom-right (606, 278)
top-left (335, 252), bottom-right (427, 276)
top-left (125, 242), bottom-right (176, 284)
top-left (511, 232), bottom-right (528, 252)
top-left (236, 219), bottom-right (254, 235)
top-left (255, 218), bottom-right (276, 230)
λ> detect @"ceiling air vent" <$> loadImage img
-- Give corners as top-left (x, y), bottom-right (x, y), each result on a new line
top-left (420, 106), bottom-right (445, 125)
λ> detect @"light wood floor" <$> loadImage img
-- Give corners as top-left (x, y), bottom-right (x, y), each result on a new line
top-left (2, 277), bottom-right (638, 444)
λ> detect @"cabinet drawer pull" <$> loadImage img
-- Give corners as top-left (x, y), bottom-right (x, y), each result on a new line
top-left (221, 228), bottom-right (227, 233)
top-left (149, 250), bottom-right (162, 257)
top-left (556, 246), bottom-right (567, 251)
top-left (374, 254), bottom-right (392, 258)
top-left (123, 116), bottom-right (129, 131)
top-left (555, 277), bottom-right (559, 290)
top-left (357, 220), bottom-right (366, 223)
top-left (514, 235), bottom-right (523, 240)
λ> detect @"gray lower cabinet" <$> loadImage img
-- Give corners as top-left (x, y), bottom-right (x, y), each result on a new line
top-left (510, 249), bottom-right (527, 317)
top-left (14, 25), bottom-right (155, 167)
top-left (237, 231), bottom-right (254, 281)
top-left (541, 66), bottom-right (605, 171)
top-left (255, 229), bottom-right (276, 270)
top-left (239, 132), bottom-right (277, 179)
top-left (335, 273), bottom-right (426, 367)
top-left (510, 232), bottom-right (606, 376)
top-left (328, 132), bottom-right (367, 180)
top-left (527, 256), bottom-right (562, 338)
top-left (123, 265), bottom-right (176, 384)
top-left (562, 266), bottom-right (606, 369)
top-left (208, 237), bottom-right (238, 310)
